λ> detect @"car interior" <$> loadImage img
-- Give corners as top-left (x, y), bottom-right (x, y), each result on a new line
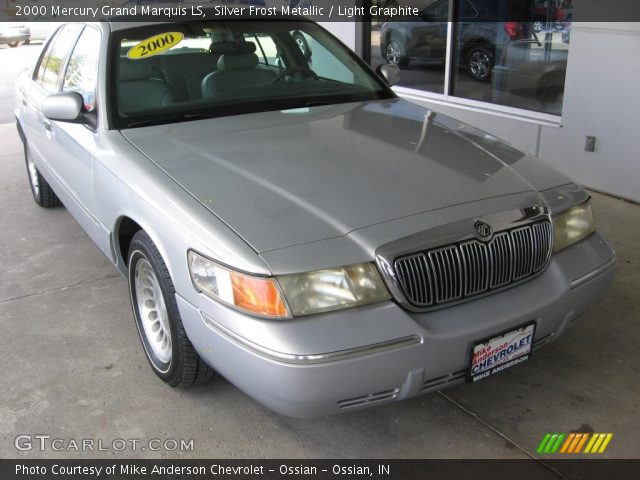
top-left (117, 27), bottom-right (300, 115)
top-left (114, 23), bottom-right (386, 122)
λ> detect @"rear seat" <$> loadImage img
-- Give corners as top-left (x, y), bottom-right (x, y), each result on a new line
top-left (119, 52), bottom-right (220, 105)
top-left (155, 52), bottom-right (221, 102)
top-left (118, 59), bottom-right (175, 113)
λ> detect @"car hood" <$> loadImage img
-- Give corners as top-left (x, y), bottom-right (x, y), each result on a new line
top-left (122, 98), bottom-right (570, 253)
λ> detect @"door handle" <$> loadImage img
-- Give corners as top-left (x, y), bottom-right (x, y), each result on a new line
top-left (43, 120), bottom-right (53, 132)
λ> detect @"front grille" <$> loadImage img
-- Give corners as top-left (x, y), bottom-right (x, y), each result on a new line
top-left (394, 221), bottom-right (552, 308)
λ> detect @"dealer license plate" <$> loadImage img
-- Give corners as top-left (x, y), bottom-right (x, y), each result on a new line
top-left (469, 323), bottom-right (536, 383)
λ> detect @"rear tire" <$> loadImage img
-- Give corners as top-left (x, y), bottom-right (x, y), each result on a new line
top-left (24, 144), bottom-right (61, 208)
top-left (128, 230), bottom-right (215, 387)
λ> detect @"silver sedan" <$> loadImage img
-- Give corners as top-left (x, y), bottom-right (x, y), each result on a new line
top-left (14, 18), bottom-right (615, 417)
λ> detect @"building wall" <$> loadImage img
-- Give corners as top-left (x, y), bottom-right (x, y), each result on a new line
top-left (384, 22), bottom-right (640, 203)
top-left (537, 23), bottom-right (640, 202)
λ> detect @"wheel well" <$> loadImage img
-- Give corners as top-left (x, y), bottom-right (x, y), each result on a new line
top-left (117, 217), bottom-right (142, 266)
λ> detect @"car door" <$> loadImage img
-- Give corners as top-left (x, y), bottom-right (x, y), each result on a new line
top-left (52, 25), bottom-right (102, 222)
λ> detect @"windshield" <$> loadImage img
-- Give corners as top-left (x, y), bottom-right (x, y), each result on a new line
top-left (110, 21), bottom-right (394, 128)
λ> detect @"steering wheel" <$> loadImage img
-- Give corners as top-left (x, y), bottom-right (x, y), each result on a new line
top-left (271, 67), bottom-right (319, 83)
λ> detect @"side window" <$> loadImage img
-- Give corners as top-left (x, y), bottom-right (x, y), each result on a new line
top-left (35, 27), bottom-right (61, 85)
top-left (36, 24), bottom-right (82, 92)
top-left (63, 27), bottom-right (101, 112)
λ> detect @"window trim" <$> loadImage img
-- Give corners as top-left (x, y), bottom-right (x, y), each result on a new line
top-left (394, 85), bottom-right (562, 127)
top-left (32, 24), bottom-right (63, 82)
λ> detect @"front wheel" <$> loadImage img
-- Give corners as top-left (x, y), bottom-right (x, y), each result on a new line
top-left (467, 46), bottom-right (494, 82)
top-left (128, 230), bottom-right (215, 387)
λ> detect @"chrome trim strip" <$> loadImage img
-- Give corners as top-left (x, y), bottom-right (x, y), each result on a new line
top-left (569, 257), bottom-right (616, 290)
top-left (201, 313), bottom-right (423, 365)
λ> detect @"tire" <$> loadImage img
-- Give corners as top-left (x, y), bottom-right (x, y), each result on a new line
top-left (292, 30), bottom-right (311, 61)
top-left (9, 41), bottom-right (19, 48)
top-left (24, 144), bottom-right (61, 208)
top-left (467, 46), bottom-right (494, 82)
top-left (128, 230), bottom-right (215, 387)
top-left (385, 37), bottom-right (409, 67)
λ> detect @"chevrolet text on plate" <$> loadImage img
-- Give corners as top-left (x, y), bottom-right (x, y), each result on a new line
top-left (14, 11), bottom-right (615, 417)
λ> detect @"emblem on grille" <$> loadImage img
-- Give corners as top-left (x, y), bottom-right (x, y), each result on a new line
top-left (474, 220), bottom-right (493, 239)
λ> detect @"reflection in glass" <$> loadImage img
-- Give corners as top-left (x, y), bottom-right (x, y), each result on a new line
top-left (368, 0), bottom-right (572, 115)
top-left (451, 0), bottom-right (572, 115)
top-left (370, 1), bottom-right (450, 94)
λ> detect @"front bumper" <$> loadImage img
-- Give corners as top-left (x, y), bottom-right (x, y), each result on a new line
top-left (177, 232), bottom-right (615, 417)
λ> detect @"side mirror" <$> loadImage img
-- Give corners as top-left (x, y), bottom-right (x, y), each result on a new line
top-left (376, 64), bottom-right (401, 86)
top-left (42, 92), bottom-right (84, 123)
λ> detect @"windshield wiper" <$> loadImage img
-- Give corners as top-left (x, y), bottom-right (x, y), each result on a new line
top-left (124, 112), bottom-right (220, 128)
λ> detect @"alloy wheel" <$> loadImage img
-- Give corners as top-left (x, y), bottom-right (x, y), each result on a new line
top-left (469, 50), bottom-right (491, 80)
top-left (386, 39), bottom-right (402, 65)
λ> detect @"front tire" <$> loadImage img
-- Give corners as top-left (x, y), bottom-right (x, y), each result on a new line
top-left (24, 144), bottom-right (61, 208)
top-left (128, 230), bottom-right (215, 387)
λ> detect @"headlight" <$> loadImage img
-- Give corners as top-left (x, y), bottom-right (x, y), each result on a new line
top-left (553, 199), bottom-right (595, 252)
top-left (187, 251), bottom-right (290, 318)
top-left (277, 263), bottom-right (391, 317)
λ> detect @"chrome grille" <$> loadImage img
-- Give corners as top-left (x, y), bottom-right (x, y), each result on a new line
top-left (394, 221), bottom-right (552, 308)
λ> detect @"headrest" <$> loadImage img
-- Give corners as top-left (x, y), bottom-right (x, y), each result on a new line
top-left (209, 41), bottom-right (256, 56)
top-left (217, 52), bottom-right (259, 71)
top-left (119, 59), bottom-right (152, 81)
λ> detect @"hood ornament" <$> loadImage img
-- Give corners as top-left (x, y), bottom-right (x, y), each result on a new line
top-left (474, 220), bottom-right (493, 240)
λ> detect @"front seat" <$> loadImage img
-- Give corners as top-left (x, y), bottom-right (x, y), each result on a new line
top-left (118, 59), bottom-right (175, 113)
top-left (201, 41), bottom-right (275, 98)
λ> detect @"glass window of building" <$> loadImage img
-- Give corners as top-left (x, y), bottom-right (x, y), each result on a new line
top-left (368, 0), bottom-right (573, 115)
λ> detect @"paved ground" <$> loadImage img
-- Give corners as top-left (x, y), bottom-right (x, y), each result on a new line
top-left (0, 44), bottom-right (638, 467)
